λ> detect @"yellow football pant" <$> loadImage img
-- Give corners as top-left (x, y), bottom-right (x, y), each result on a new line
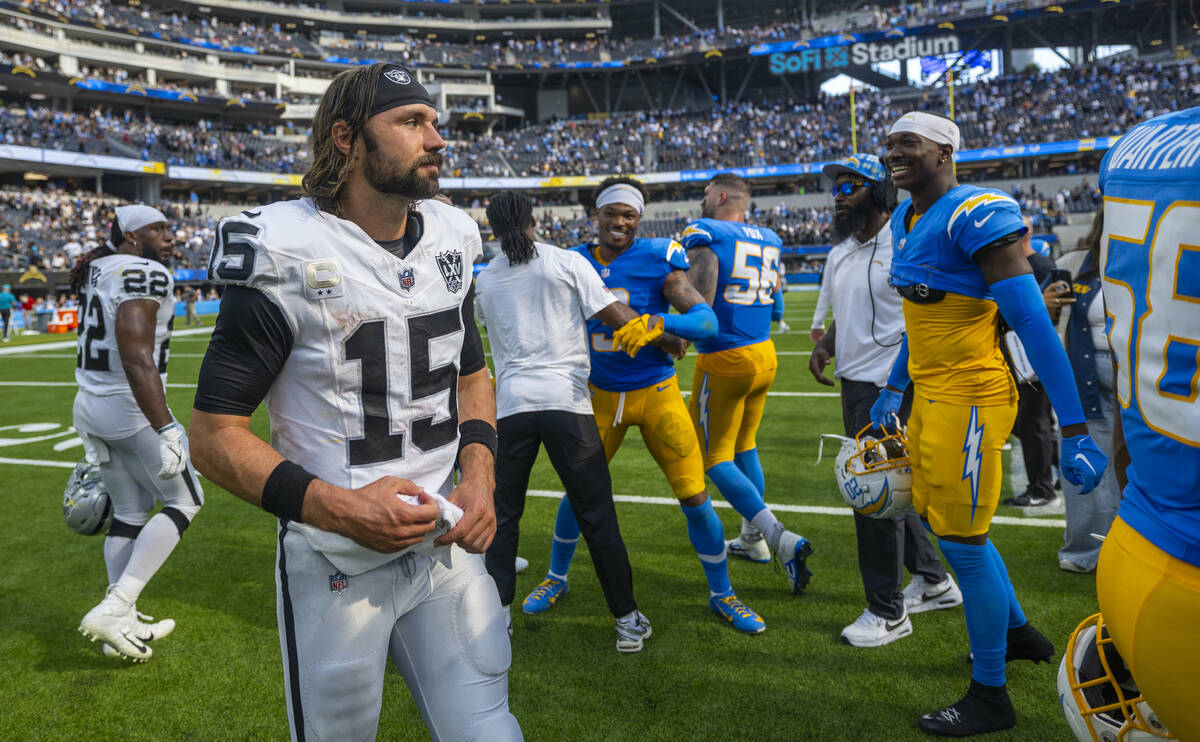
top-left (1097, 516), bottom-right (1200, 742)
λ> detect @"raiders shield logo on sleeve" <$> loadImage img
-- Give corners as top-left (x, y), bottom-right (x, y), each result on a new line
top-left (435, 250), bottom-right (463, 293)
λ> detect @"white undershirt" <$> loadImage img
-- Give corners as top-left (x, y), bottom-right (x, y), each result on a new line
top-left (1086, 286), bottom-right (1107, 350)
top-left (475, 242), bottom-right (616, 419)
top-left (823, 219), bottom-right (905, 386)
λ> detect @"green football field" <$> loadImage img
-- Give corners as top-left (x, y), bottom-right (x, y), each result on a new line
top-left (0, 290), bottom-right (1092, 741)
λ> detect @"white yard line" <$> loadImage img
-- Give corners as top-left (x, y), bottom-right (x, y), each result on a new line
top-left (0, 326), bottom-right (214, 356)
top-left (0, 455), bottom-right (1065, 528)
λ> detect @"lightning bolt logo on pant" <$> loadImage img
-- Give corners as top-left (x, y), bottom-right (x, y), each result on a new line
top-left (961, 406), bottom-right (985, 523)
top-left (697, 373), bottom-right (712, 452)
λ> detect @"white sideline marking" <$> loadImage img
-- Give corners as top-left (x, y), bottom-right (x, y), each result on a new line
top-left (3, 456), bottom-right (1065, 528)
top-left (4, 353), bottom-right (208, 359)
top-left (0, 381), bottom-right (198, 388)
top-left (526, 489), bottom-right (1066, 528)
top-left (0, 326), bottom-right (214, 356)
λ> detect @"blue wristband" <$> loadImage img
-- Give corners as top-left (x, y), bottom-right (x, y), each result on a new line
top-left (771, 290), bottom-right (785, 322)
top-left (660, 303), bottom-right (717, 341)
top-left (991, 273), bottom-right (1086, 427)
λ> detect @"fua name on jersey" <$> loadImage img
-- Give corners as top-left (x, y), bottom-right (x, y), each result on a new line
top-left (75, 252), bottom-right (175, 396)
top-left (208, 197), bottom-right (483, 575)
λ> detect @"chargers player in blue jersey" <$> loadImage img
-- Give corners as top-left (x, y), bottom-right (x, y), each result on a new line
top-left (680, 173), bottom-right (814, 595)
top-left (522, 177), bottom-right (767, 633)
top-left (870, 112), bottom-right (1108, 736)
top-left (1092, 104), bottom-right (1200, 742)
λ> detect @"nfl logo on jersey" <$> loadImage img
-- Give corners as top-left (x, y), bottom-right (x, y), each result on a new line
top-left (329, 571), bottom-right (348, 594)
top-left (436, 250), bottom-right (464, 293)
top-left (399, 267), bottom-right (416, 291)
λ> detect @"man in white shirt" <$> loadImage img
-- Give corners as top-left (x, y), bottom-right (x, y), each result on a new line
top-left (477, 190), bottom-right (653, 652)
top-left (808, 154), bottom-right (960, 648)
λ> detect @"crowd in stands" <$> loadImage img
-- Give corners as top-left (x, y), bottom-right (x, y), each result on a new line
top-left (16, 0), bottom-right (1058, 70)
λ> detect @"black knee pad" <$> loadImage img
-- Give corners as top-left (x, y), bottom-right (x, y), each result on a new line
top-left (108, 519), bottom-right (144, 539)
top-left (160, 506), bottom-right (196, 537)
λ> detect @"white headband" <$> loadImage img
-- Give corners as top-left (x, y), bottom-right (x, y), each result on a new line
top-left (115, 204), bottom-right (168, 234)
top-left (595, 184), bottom-right (645, 214)
top-left (889, 111), bottom-right (961, 152)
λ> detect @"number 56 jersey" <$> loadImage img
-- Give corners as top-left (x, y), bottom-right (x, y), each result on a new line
top-left (198, 197), bottom-right (485, 575)
top-left (75, 252), bottom-right (175, 397)
top-left (1100, 106), bottom-right (1200, 566)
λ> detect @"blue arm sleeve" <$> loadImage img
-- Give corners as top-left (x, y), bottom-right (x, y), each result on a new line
top-left (991, 274), bottom-right (1086, 427)
top-left (885, 334), bottom-right (911, 391)
top-left (660, 303), bottom-right (718, 341)
top-left (771, 289), bottom-right (785, 321)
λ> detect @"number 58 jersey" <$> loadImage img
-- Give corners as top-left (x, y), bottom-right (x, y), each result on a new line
top-left (1100, 105), bottom-right (1200, 566)
top-left (75, 252), bottom-right (175, 397)
top-left (199, 197), bottom-right (484, 575)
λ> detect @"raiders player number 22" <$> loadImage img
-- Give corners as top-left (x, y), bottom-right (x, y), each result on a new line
top-left (188, 63), bottom-right (521, 742)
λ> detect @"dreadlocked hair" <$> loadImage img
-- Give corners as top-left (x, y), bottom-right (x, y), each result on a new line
top-left (487, 190), bottom-right (537, 265)
top-left (302, 63), bottom-right (388, 214)
top-left (70, 220), bottom-right (120, 294)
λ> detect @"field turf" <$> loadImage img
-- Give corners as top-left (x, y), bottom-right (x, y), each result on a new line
top-left (0, 289), bottom-right (1092, 741)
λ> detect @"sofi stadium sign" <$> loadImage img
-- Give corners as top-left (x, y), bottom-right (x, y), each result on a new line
top-left (768, 35), bottom-right (960, 75)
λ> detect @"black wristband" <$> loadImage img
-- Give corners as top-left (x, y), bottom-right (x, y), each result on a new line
top-left (262, 460), bottom-right (316, 523)
top-left (458, 419), bottom-right (497, 459)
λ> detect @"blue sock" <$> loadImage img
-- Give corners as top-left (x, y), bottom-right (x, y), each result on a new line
top-left (985, 540), bottom-right (1028, 630)
top-left (734, 448), bottom-right (766, 497)
top-left (681, 499), bottom-right (732, 597)
top-left (706, 461), bottom-right (768, 522)
top-left (938, 539), bottom-right (1007, 687)
top-left (548, 497), bottom-right (580, 580)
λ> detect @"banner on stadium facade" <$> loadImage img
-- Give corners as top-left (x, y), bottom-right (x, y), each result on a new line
top-left (0, 144), bottom-right (165, 175)
top-left (0, 270), bottom-right (70, 289)
top-left (167, 166), bottom-right (304, 186)
top-left (765, 34), bottom-right (961, 74)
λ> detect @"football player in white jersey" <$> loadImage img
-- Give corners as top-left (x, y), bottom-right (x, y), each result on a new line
top-left (73, 204), bottom-right (203, 662)
top-left (189, 64), bottom-right (522, 742)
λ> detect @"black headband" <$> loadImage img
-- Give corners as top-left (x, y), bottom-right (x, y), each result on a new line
top-left (369, 65), bottom-right (435, 118)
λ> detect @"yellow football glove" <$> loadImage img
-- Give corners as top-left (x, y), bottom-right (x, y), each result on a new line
top-left (612, 314), bottom-right (665, 357)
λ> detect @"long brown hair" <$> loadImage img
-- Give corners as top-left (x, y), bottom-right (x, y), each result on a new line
top-left (302, 63), bottom-right (388, 214)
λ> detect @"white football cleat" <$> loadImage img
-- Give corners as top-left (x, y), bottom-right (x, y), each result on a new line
top-left (79, 585), bottom-right (151, 662)
top-left (615, 610), bottom-right (652, 653)
top-left (133, 610), bottom-right (175, 642)
top-left (902, 574), bottom-right (963, 614)
top-left (841, 609), bottom-right (912, 647)
top-left (774, 531), bottom-right (814, 595)
top-left (726, 535), bottom-right (771, 564)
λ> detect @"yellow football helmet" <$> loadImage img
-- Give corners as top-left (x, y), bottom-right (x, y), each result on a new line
top-left (1057, 613), bottom-right (1174, 742)
top-left (815, 418), bottom-right (913, 519)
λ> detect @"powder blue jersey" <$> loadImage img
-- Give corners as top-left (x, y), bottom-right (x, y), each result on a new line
top-left (679, 217), bottom-right (782, 353)
top-left (890, 184), bottom-right (1026, 299)
top-left (1099, 106), bottom-right (1200, 567)
top-left (572, 237), bottom-right (689, 392)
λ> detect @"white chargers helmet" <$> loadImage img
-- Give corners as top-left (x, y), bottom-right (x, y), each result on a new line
top-left (815, 420), bottom-right (913, 519)
top-left (1058, 612), bottom-right (1174, 742)
top-left (63, 459), bottom-right (113, 536)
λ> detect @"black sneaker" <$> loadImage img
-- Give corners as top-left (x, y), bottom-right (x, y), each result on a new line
top-left (967, 621), bottom-right (1055, 664)
top-left (1002, 490), bottom-right (1053, 507)
top-left (918, 680), bottom-right (1016, 737)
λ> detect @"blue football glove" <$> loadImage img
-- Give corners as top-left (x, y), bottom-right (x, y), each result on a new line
top-left (1061, 434), bottom-right (1108, 495)
top-left (869, 388), bottom-right (904, 430)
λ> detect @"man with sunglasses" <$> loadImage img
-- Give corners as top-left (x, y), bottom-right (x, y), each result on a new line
top-left (808, 154), bottom-right (960, 649)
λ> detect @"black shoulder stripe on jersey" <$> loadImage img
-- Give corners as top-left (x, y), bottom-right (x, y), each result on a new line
top-left (459, 281), bottom-right (486, 376)
top-left (194, 286), bottom-right (293, 417)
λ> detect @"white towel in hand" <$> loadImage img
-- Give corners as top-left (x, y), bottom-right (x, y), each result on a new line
top-left (397, 492), bottom-right (464, 567)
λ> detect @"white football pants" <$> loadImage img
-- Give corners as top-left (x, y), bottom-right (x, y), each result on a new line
top-left (276, 522), bottom-right (522, 742)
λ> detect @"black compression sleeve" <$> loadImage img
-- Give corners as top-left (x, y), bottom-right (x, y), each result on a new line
top-left (459, 281), bottom-right (486, 375)
top-left (194, 286), bottom-right (293, 416)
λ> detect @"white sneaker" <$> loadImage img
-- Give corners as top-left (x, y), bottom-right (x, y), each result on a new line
top-left (79, 585), bottom-right (152, 662)
top-left (133, 609), bottom-right (175, 642)
top-left (841, 609), bottom-right (912, 647)
top-left (902, 575), bottom-right (963, 614)
top-left (774, 530), bottom-right (814, 595)
top-left (726, 535), bottom-right (771, 564)
top-left (615, 610), bottom-right (652, 653)
top-left (514, 556), bottom-right (529, 574)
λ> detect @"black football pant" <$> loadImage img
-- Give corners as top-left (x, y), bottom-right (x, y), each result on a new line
top-left (1012, 381), bottom-right (1057, 500)
top-left (485, 410), bottom-right (637, 618)
top-left (841, 379), bottom-right (947, 620)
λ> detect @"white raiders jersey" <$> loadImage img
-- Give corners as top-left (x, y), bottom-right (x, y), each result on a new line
top-left (206, 197), bottom-right (483, 575)
top-left (75, 252), bottom-right (175, 397)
